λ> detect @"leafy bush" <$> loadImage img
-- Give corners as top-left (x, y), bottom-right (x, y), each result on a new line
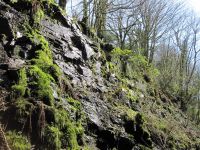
top-left (110, 47), bottom-right (159, 79)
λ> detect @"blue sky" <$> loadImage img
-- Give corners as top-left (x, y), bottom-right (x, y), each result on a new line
top-left (187, 0), bottom-right (200, 14)
top-left (66, 0), bottom-right (200, 15)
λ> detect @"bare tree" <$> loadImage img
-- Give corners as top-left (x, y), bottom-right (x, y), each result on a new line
top-left (156, 12), bottom-right (200, 111)
top-left (106, 0), bottom-right (183, 63)
top-left (132, 0), bottom-right (183, 62)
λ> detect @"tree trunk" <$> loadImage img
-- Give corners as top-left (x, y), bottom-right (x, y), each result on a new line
top-left (59, 0), bottom-right (67, 11)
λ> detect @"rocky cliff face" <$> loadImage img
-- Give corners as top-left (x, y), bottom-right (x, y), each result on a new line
top-left (0, 0), bottom-right (200, 150)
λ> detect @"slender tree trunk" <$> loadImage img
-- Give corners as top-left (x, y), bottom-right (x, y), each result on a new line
top-left (59, 0), bottom-right (67, 11)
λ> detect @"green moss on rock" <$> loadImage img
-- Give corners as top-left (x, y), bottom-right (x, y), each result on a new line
top-left (49, 108), bottom-right (80, 150)
top-left (34, 8), bottom-right (44, 23)
top-left (63, 120), bottom-right (80, 150)
top-left (15, 98), bottom-right (34, 117)
top-left (12, 68), bottom-right (28, 97)
top-left (3, 1), bottom-right (86, 150)
top-left (6, 131), bottom-right (31, 150)
top-left (28, 65), bottom-right (54, 105)
top-left (27, 29), bottom-right (61, 79)
top-left (44, 125), bottom-right (62, 150)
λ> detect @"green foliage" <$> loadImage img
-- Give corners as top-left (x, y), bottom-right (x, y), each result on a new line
top-left (66, 97), bottom-right (85, 140)
top-left (51, 64), bottom-right (62, 80)
top-left (21, 28), bottom-right (61, 105)
top-left (113, 105), bottom-right (153, 147)
top-left (107, 62), bottom-right (115, 72)
top-left (67, 97), bottom-right (82, 111)
top-left (63, 120), bottom-right (80, 150)
top-left (46, 97), bottom-right (85, 150)
top-left (126, 108), bottom-right (138, 120)
top-left (6, 131), bottom-right (31, 150)
top-left (44, 125), bottom-right (62, 150)
top-left (34, 7), bottom-right (44, 23)
top-left (12, 68), bottom-right (28, 97)
top-left (147, 115), bottom-right (167, 132)
top-left (145, 113), bottom-right (194, 149)
top-left (187, 100), bottom-right (200, 124)
top-left (10, 0), bottom-right (18, 3)
top-left (53, 108), bottom-right (80, 150)
top-left (113, 104), bottom-right (138, 121)
top-left (15, 98), bottom-right (34, 117)
top-left (29, 65), bottom-right (54, 105)
top-left (10, 0), bottom-right (46, 23)
top-left (7, 2), bottom-right (84, 150)
top-left (10, 0), bottom-right (57, 19)
top-left (54, 108), bottom-right (69, 129)
top-left (48, 0), bottom-right (56, 4)
top-left (126, 88), bottom-right (140, 102)
top-left (32, 51), bottom-right (52, 68)
top-left (128, 54), bottom-right (148, 68)
top-left (27, 29), bottom-right (61, 79)
top-left (111, 48), bottom-right (133, 56)
top-left (109, 48), bottom-right (159, 80)
top-left (27, 29), bottom-right (52, 59)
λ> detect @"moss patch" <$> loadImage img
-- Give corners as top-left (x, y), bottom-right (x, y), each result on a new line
top-left (12, 68), bottom-right (28, 97)
top-left (28, 65), bottom-right (54, 105)
top-left (112, 104), bottom-right (138, 123)
top-left (4, 1), bottom-right (86, 149)
top-left (44, 125), bottom-right (62, 150)
top-left (6, 131), bottom-right (31, 150)
top-left (14, 98), bottom-right (34, 117)
top-left (145, 109), bottom-right (196, 149)
top-left (43, 107), bottom-right (81, 150)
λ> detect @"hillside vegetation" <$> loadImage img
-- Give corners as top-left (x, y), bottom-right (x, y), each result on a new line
top-left (0, 0), bottom-right (199, 150)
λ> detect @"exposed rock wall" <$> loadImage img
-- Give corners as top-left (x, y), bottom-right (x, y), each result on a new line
top-left (0, 0), bottom-right (199, 150)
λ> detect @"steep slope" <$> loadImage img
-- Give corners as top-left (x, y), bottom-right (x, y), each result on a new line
top-left (0, 0), bottom-right (199, 150)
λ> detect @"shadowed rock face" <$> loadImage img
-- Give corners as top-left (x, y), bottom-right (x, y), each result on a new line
top-left (0, 1), bottom-right (140, 149)
top-left (0, 18), bottom-right (13, 40)
top-left (0, 1), bottom-right (199, 150)
top-left (41, 18), bottom-right (97, 86)
top-left (39, 14), bottom-right (139, 150)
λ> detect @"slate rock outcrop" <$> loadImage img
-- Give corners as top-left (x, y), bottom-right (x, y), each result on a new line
top-left (0, 1), bottom-right (199, 150)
